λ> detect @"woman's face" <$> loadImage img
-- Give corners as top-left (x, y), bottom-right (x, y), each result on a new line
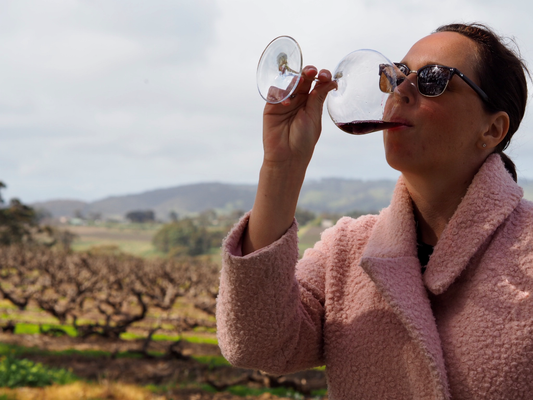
top-left (383, 32), bottom-right (492, 179)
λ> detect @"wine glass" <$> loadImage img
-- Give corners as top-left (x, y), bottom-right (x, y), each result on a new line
top-left (256, 36), bottom-right (403, 135)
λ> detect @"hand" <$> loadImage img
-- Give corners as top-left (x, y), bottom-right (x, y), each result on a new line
top-left (241, 66), bottom-right (336, 255)
top-left (262, 66), bottom-right (337, 171)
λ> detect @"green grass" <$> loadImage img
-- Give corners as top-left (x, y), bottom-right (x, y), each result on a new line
top-left (5, 321), bottom-right (219, 347)
top-left (66, 220), bottom-right (225, 260)
top-left (71, 240), bottom-right (164, 258)
top-left (0, 341), bottom-right (160, 360)
top-left (120, 331), bottom-right (218, 345)
top-left (191, 355), bottom-right (230, 367)
top-left (0, 312), bottom-right (62, 327)
top-left (225, 385), bottom-right (309, 399)
top-left (64, 221), bottom-right (166, 259)
top-left (225, 386), bottom-right (327, 399)
top-left (0, 341), bottom-right (234, 373)
top-left (145, 382), bottom-right (327, 400)
top-left (0, 332), bottom-right (221, 363)
top-left (14, 323), bottom-right (78, 337)
top-left (181, 334), bottom-right (218, 345)
top-left (3, 319), bottom-right (218, 347)
top-left (0, 342), bottom-right (110, 359)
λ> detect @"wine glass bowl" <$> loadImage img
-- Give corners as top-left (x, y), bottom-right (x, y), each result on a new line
top-left (256, 36), bottom-right (303, 104)
top-left (256, 36), bottom-right (401, 134)
top-left (327, 49), bottom-right (400, 135)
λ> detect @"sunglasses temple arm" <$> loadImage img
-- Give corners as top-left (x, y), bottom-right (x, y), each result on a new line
top-left (455, 69), bottom-right (491, 104)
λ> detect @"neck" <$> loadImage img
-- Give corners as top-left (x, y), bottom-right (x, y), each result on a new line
top-left (403, 168), bottom-right (478, 246)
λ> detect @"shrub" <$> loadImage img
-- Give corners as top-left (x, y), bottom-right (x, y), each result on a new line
top-left (0, 355), bottom-right (77, 388)
top-left (152, 218), bottom-right (224, 256)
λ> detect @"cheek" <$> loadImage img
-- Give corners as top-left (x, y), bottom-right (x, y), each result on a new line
top-left (421, 103), bottom-right (458, 141)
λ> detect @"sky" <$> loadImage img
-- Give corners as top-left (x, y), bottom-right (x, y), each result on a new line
top-left (2, 0), bottom-right (533, 203)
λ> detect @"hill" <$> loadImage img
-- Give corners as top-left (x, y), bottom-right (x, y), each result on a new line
top-left (32, 177), bottom-right (533, 221)
top-left (32, 179), bottom-right (395, 221)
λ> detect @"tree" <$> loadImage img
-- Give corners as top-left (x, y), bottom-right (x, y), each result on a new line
top-left (295, 207), bottom-right (317, 226)
top-left (0, 182), bottom-right (39, 246)
top-left (152, 218), bottom-right (224, 257)
top-left (197, 209), bottom-right (218, 227)
top-left (168, 211), bottom-right (178, 222)
top-left (0, 182), bottom-right (77, 249)
top-left (125, 210), bottom-right (155, 223)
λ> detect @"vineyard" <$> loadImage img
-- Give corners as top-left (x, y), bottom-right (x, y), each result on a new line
top-left (0, 182), bottom-right (328, 399)
top-left (0, 242), bottom-right (327, 399)
top-left (0, 246), bottom-right (219, 339)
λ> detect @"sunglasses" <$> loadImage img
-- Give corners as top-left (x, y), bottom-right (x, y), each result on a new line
top-left (379, 63), bottom-right (490, 104)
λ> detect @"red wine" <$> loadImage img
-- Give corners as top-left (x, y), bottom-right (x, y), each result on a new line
top-left (336, 120), bottom-right (405, 135)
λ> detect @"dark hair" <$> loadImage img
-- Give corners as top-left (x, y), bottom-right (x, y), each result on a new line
top-left (435, 23), bottom-right (529, 182)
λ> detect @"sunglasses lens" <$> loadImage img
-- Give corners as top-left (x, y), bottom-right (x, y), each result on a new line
top-left (418, 66), bottom-right (451, 96)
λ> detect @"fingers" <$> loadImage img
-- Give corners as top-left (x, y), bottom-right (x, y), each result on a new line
top-left (266, 66), bottom-right (336, 108)
top-left (288, 66), bottom-right (318, 98)
top-left (316, 69), bottom-right (333, 83)
top-left (283, 67), bottom-right (335, 105)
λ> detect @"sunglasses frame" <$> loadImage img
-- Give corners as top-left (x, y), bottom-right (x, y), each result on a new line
top-left (380, 63), bottom-right (491, 105)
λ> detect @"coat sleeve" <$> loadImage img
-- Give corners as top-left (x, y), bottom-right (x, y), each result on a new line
top-left (215, 212), bottom-right (331, 375)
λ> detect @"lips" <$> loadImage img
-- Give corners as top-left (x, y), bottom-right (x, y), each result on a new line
top-left (384, 116), bottom-right (412, 129)
top-left (387, 117), bottom-right (412, 127)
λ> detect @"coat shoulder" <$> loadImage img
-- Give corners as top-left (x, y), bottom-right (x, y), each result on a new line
top-left (327, 213), bottom-right (379, 239)
top-left (301, 213), bottom-right (379, 269)
top-left (309, 213), bottom-right (379, 264)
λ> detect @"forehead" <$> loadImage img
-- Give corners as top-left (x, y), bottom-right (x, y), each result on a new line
top-left (403, 31), bottom-right (479, 75)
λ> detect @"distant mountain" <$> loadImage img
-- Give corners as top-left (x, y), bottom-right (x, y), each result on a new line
top-left (32, 182), bottom-right (257, 221)
top-left (32, 177), bottom-right (533, 221)
top-left (32, 179), bottom-right (396, 221)
top-left (299, 178), bottom-right (395, 214)
top-left (31, 199), bottom-right (88, 220)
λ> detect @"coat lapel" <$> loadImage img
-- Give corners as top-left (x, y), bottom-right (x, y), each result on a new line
top-left (360, 176), bottom-right (450, 399)
top-left (424, 154), bottom-right (523, 294)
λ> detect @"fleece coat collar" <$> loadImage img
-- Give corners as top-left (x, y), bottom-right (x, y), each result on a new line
top-left (359, 154), bottom-right (523, 400)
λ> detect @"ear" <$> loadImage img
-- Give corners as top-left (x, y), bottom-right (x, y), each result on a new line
top-left (481, 111), bottom-right (510, 149)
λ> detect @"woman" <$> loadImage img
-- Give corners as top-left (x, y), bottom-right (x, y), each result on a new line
top-left (216, 23), bottom-right (533, 399)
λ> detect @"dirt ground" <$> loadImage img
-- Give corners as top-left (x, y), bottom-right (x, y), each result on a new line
top-left (0, 333), bottom-right (327, 399)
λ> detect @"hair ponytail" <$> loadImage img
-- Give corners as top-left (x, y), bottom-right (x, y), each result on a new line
top-left (497, 152), bottom-right (518, 182)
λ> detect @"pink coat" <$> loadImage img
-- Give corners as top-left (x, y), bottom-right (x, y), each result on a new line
top-left (216, 154), bottom-right (533, 399)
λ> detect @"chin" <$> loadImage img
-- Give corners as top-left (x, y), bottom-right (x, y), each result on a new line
top-left (384, 150), bottom-right (421, 175)
top-left (385, 158), bottom-right (406, 174)
top-left (384, 141), bottom-right (409, 171)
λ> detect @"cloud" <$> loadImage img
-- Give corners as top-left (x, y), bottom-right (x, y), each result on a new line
top-left (1, 0), bottom-right (532, 203)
